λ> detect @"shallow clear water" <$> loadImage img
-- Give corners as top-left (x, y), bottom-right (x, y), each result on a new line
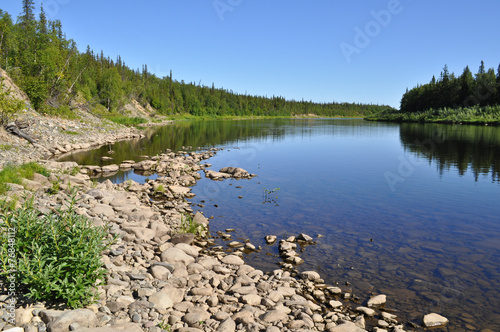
top-left (61, 119), bottom-right (500, 331)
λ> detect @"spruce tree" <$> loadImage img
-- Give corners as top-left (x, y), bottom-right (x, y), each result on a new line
top-left (20, 0), bottom-right (36, 29)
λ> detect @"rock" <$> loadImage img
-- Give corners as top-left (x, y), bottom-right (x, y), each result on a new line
top-left (297, 233), bottom-right (313, 242)
top-left (92, 204), bottom-right (115, 217)
top-left (121, 227), bottom-right (156, 241)
top-left (328, 320), bottom-right (367, 332)
top-left (242, 294), bottom-right (261, 306)
top-left (221, 255), bottom-right (244, 266)
top-left (265, 235), bottom-right (277, 244)
top-left (101, 164), bottom-right (119, 173)
top-left (175, 243), bottom-right (200, 258)
top-left (161, 247), bottom-right (196, 266)
top-left (367, 294), bottom-right (386, 308)
top-left (423, 313), bottom-right (448, 328)
top-left (227, 241), bottom-right (244, 248)
top-left (150, 265), bottom-right (172, 280)
top-left (301, 270), bottom-right (321, 281)
top-left (74, 323), bottom-right (143, 332)
top-left (148, 292), bottom-right (173, 313)
top-left (356, 306), bottom-right (376, 317)
top-left (15, 308), bottom-right (33, 326)
top-left (183, 308), bottom-right (210, 326)
top-left (217, 318), bottom-right (236, 332)
top-left (192, 211), bottom-right (209, 226)
top-left (219, 167), bottom-right (250, 178)
top-left (171, 233), bottom-right (195, 245)
top-left (45, 309), bottom-right (97, 332)
top-left (168, 185), bottom-right (191, 195)
top-left (87, 189), bottom-right (105, 199)
top-left (261, 310), bottom-right (289, 323)
top-left (160, 285), bottom-right (185, 304)
top-left (330, 300), bottom-right (343, 308)
top-left (190, 287), bottom-right (213, 296)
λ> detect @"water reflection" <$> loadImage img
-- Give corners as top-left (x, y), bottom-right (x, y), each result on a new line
top-left (400, 123), bottom-right (500, 182)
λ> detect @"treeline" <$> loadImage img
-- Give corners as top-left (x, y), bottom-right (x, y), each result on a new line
top-left (401, 62), bottom-right (500, 113)
top-left (0, 2), bottom-right (392, 118)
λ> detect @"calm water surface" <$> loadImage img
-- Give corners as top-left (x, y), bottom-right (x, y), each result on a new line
top-left (60, 119), bottom-right (500, 331)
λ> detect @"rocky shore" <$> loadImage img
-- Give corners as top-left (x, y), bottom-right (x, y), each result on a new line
top-left (0, 110), bottom-right (144, 169)
top-left (0, 144), bottom-right (452, 332)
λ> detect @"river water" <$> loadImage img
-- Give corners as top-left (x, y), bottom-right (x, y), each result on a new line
top-left (59, 119), bottom-right (500, 331)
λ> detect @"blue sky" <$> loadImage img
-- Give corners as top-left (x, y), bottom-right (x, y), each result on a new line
top-left (2, 0), bottom-right (500, 108)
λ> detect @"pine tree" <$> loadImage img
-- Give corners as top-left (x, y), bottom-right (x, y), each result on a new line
top-left (20, 0), bottom-right (36, 29)
top-left (38, 3), bottom-right (48, 35)
top-left (459, 66), bottom-right (476, 106)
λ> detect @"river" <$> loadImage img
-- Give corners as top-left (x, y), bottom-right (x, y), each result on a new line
top-left (59, 118), bottom-right (500, 331)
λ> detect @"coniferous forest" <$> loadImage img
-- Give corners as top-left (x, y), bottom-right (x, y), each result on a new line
top-left (0, 2), bottom-right (392, 120)
top-left (367, 62), bottom-right (500, 124)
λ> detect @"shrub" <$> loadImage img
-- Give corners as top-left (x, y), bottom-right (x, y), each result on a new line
top-left (0, 80), bottom-right (25, 125)
top-left (0, 194), bottom-right (115, 308)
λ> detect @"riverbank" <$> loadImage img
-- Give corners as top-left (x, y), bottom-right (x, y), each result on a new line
top-left (0, 109), bottom-right (146, 170)
top-left (365, 106), bottom-right (500, 125)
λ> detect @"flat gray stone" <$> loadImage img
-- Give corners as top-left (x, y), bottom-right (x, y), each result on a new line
top-left (423, 313), bottom-right (448, 328)
top-left (221, 255), bottom-right (244, 266)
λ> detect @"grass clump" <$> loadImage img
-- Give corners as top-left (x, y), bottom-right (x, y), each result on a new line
top-left (0, 194), bottom-right (115, 308)
top-left (0, 162), bottom-right (50, 195)
top-left (180, 214), bottom-right (207, 237)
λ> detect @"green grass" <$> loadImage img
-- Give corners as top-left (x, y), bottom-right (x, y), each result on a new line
top-left (0, 162), bottom-right (50, 194)
top-left (40, 105), bottom-right (80, 120)
top-left (365, 105), bottom-right (500, 125)
top-left (179, 214), bottom-right (208, 237)
top-left (0, 144), bottom-right (13, 151)
top-left (107, 115), bottom-right (148, 126)
top-left (0, 193), bottom-right (115, 308)
top-left (64, 130), bottom-right (79, 135)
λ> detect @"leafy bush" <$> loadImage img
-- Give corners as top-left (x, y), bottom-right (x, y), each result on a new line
top-left (0, 80), bottom-right (25, 125)
top-left (0, 194), bottom-right (114, 308)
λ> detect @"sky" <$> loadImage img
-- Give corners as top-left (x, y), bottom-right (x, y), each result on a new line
top-left (2, 0), bottom-right (500, 109)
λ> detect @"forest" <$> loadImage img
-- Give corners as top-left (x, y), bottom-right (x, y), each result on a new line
top-left (365, 61), bottom-right (500, 124)
top-left (0, 2), bottom-right (392, 120)
top-left (400, 62), bottom-right (500, 113)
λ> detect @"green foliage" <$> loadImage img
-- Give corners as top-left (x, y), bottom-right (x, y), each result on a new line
top-left (0, 80), bottom-right (25, 125)
top-left (40, 105), bottom-right (78, 120)
top-left (0, 194), bottom-right (115, 308)
top-left (22, 76), bottom-right (48, 110)
top-left (0, 6), bottom-right (391, 118)
top-left (0, 144), bottom-right (13, 150)
top-left (0, 162), bottom-right (49, 194)
top-left (158, 320), bottom-right (172, 332)
top-left (107, 115), bottom-right (147, 126)
top-left (179, 214), bottom-right (207, 237)
top-left (400, 61), bottom-right (500, 113)
top-left (366, 105), bottom-right (500, 125)
top-left (263, 187), bottom-right (280, 206)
